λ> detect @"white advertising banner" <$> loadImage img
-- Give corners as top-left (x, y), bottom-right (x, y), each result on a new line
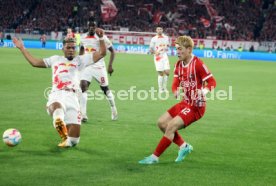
top-left (105, 31), bottom-right (263, 51)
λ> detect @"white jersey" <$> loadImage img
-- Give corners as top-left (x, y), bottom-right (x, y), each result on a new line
top-left (43, 54), bottom-right (94, 92)
top-left (149, 34), bottom-right (169, 56)
top-left (80, 33), bottom-right (112, 67)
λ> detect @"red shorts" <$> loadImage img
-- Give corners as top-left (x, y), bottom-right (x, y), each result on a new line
top-left (167, 101), bottom-right (206, 127)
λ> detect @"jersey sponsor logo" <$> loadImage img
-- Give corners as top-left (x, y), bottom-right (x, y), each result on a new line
top-left (53, 75), bottom-right (72, 89)
top-left (180, 80), bottom-right (196, 88)
top-left (155, 55), bottom-right (162, 61)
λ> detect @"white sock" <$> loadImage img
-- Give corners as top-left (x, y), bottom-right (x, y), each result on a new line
top-left (151, 154), bottom-right (159, 160)
top-left (52, 108), bottom-right (64, 128)
top-left (80, 92), bottom-right (88, 116)
top-left (180, 142), bottom-right (187, 149)
top-left (158, 75), bottom-right (164, 91)
top-left (106, 90), bottom-right (116, 108)
top-left (163, 75), bottom-right (168, 90)
top-left (68, 136), bottom-right (80, 146)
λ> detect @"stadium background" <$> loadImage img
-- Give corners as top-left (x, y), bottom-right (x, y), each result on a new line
top-left (0, 0), bottom-right (276, 186)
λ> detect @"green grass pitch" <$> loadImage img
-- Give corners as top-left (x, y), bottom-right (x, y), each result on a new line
top-left (0, 48), bottom-right (276, 185)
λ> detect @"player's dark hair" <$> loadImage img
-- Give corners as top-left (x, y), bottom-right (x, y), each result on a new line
top-left (87, 17), bottom-right (97, 27)
top-left (63, 37), bottom-right (76, 45)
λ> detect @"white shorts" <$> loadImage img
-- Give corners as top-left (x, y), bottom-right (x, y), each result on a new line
top-left (154, 54), bottom-right (170, 71)
top-left (46, 90), bottom-right (81, 125)
top-left (80, 65), bottom-right (109, 86)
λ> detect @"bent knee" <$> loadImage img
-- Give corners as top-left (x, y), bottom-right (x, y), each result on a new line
top-left (165, 121), bottom-right (180, 134)
top-left (158, 71), bottom-right (164, 76)
top-left (157, 118), bottom-right (167, 130)
top-left (47, 102), bottom-right (63, 116)
top-left (100, 86), bottom-right (109, 95)
top-left (80, 80), bottom-right (90, 92)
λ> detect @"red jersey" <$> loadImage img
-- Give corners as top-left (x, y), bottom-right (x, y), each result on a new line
top-left (66, 32), bottom-right (75, 39)
top-left (173, 55), bottom-right (213, 107)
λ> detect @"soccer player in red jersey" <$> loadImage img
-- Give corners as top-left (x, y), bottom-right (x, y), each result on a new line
top-left (66, 28), bottom-right (75, 39)
top-left (139, 35), bottom-right (217, 164)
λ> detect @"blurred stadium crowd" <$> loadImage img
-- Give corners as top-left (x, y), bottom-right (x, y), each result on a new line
top-left (0, 0), bottom-right (275, 41)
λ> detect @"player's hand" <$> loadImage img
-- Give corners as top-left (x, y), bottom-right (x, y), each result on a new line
top-left (95, 28), bottom-right (104, 38)
top-left (12, 37), bottom-right (24, 50)
top-left (108, 65), bottom-right (114, 76)
top-left (173, 91), bottom-right (179, 99)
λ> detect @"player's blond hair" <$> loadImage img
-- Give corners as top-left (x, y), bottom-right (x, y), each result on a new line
top-left (175, 36), bottom-right (194, 49)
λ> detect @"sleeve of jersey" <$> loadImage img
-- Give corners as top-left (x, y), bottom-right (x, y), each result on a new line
top-left (166, 37), bottom-right (170, 46)
top-left (198, 61), bottom-right (217, 91)
top-left (198, 61), bottom-right (213, 81)
top-left (205, 76), bottom-right (216, 91)
top-left (172, 64), bottom-right (180, 93)
top-left (149, 38), bottom-right (154, 50)
top-left (104, 36), bottom-right (112, 48)
top-left (172, 77), bottom-right (180, 93)
top-left (43, 55), bottom-right (57, 68)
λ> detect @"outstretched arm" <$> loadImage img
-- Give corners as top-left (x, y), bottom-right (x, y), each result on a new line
top-left (107, 46), bottom-right (115, 76)
top-left (12, 37), bottom-right (46, 68)
top-left (92, 28), bottom-right (107, 63)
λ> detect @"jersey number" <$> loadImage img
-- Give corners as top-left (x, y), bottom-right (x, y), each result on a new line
top-left (181, 108), bottom-right (191, 115)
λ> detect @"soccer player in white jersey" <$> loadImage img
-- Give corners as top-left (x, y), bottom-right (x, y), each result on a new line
top-left (79, 17), bottom-right (117, 122)
top-left (12, 28), bottom-right (106, 147)
top-left (149, 27), bottom-right (170, 93)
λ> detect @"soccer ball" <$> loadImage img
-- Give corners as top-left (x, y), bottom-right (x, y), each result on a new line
top-left (2, 128), bottom-right (22, 147)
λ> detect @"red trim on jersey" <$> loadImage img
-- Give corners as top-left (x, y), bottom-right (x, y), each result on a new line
top-left (85, 36), bottom-right (96, 39)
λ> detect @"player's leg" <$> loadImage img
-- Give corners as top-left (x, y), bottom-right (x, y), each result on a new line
top-left (80, 80), bottom-right (91, 122)
top-left (163, 70), bottom-right (170, 92)
top-left (157, 71), bottom-right (164, 93)
top-left (173, 105), bottom-right (203, 162)
top-left (139, 116), bottom-right (184, 164)
top-left (96, 67), bottom-right (118, 120)
top-left (139, 102), bottom-right (192, 164)
top-left (47, 101), bottom-right (68, 143)
top-left (58, 93), bottom-right (82, 147)
top-left (157, 112), bottom-right (172, 133)
top-left (158, 111), bottom-right (185, 147)
top-left (155, 57), bottom-right (165, 93)
top-left (162, 56), bottom-right (170, 92)
top-left (100, 86), bottom-right (118, 120)
top-left (58, 124), bottom-right (81, 147)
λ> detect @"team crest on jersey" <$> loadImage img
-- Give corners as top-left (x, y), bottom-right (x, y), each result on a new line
top-left (59, 62), bottom-right (77, 68)
top-left (158, 44), bottom-right (166, 48)
top-left (189, 74), bottom-right (195, 79)
top-left (85, 47), bottom-right (96, 53)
